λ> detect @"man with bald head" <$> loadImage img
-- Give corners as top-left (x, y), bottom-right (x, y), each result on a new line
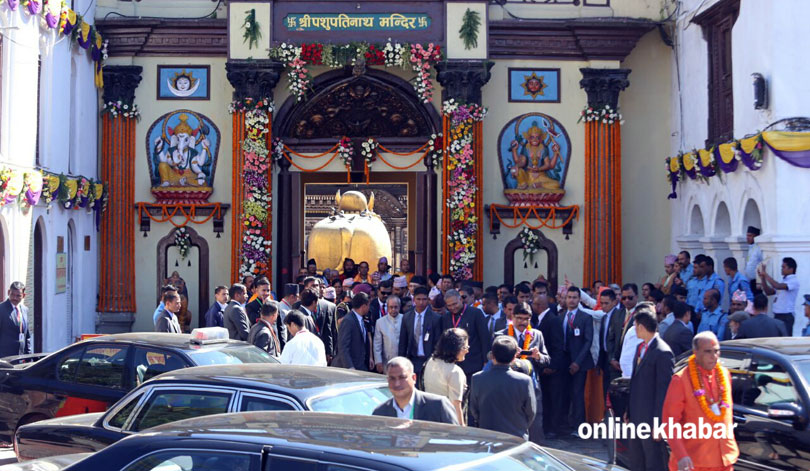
top-left (441, 289), bottom-right (491, 380)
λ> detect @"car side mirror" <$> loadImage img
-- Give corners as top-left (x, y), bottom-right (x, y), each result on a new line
top-left (767, 402), bottom-right (803, 422)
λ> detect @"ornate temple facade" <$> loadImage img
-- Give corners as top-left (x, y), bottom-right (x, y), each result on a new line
top-left (1, 0), bottom-right (807, 344)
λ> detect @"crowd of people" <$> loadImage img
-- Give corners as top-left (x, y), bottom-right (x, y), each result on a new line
top-left (148, 228), bottom-right (810, 471)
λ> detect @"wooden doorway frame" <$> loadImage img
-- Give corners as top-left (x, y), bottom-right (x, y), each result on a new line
top-left (156, 226), bottom-right (210, 329)
top-left (503, 232), bottom-right (559, 294)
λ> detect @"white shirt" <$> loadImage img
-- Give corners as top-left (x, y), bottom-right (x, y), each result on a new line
top-left (773, 274), bottom-right (800, 315)
top-left (374, 314), bottom-right (403, 365)
top-left (619, 326), bottom-right (643, 379)
top-left (217, 301), bottom-right (228, 310)
top-left (280, 330), bottom-right (327, 366)
top-left (354, 312), bottom-right (367, 338)
top-left (535, 308), bottom-right (550, 327)
top-left (744, 243), bottom-right (763, 280)
top-left (392, 390), bottom-right (415, 419)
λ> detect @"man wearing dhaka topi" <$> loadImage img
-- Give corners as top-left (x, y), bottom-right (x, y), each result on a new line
top-left (661, 331), bottom-right (738, 471)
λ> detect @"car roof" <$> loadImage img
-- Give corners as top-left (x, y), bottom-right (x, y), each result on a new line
top-left (722, 337), bottom-right (810, 358)
top-left (141, 411), bottom-right (533, 468)
top-left (85, 333), bottom-right (246, 351)
top-left (149, 364), bottom-right (386, 399)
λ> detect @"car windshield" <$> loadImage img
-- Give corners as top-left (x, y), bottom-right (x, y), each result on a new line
top-left (308, 385), bottom-right (392, 415)
top-left (435, 443), bottom-right (568, 471)
top-left (186, 344), bottom-right (279, 365)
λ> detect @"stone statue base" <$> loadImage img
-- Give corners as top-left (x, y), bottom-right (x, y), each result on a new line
top-left (504, 188), bottom-right (565, 206)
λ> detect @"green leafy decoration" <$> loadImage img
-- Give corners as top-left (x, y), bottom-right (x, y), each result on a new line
top-left (459, 8), bottom-right (481, 50)
top-left (242, 9), bottom-right (262, 50)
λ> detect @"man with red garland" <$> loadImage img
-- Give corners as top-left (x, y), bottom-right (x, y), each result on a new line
top-left (441, 289), bottom-right (491, 382)
top-left (662, 331), bottom-right (738, 471)
top-left (495, 301), bottom-right (549, 443)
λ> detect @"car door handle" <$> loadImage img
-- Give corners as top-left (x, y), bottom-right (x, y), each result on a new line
top-left (733, 415), bottom-right (747, 424)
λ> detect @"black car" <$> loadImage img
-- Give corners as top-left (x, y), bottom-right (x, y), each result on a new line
top-left (0, 330), bottom-right (277, 443)
top-left (5, 411), bottom-right (627, 471)
top-left (606, 337), bottom-right (810, 471)
top-left (15, 364), bottom-right (391, 461)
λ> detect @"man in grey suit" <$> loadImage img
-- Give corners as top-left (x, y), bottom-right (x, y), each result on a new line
top-left (224, 284), bottom-right (250, 341)
top-left (372, 357), bottom-right (458, 425)
top-left (0, 282), bottom-right (32, 358)
top-left (248, 302), bottom-right (281, 357)
top-left (470, 336), bottom-right (536, 439)
top-left (661, 302), bottom-right (694, 357)
top-left (495, 302), bottom-right (549, 443)
top-left (398, 286), bottom-right (441, 378)
top-left (155, 292), bottom-right (183, 333)
top-left (335, 292), bottom-right (373, 371)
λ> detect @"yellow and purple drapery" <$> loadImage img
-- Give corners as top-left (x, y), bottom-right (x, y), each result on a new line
top-left (666, 131), bottom-right (810, 198)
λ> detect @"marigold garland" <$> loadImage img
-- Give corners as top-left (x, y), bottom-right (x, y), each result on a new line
top-left (687, 354), bottom-right (731, 423)
top-left (508, 324), bottom-right (533, 359)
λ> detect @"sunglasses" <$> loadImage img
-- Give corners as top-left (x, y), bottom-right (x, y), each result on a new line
top-left (381, 291), bottom-right (392, 296)
top-left (622, 296), bottom-right (635, 301)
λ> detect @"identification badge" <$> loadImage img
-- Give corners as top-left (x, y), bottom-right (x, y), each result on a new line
top-left (574, 328), bottom-right (581, 337)
top-left (710, 403), bottom-right (720, 415)
top-left (424, 332), bottom-right (430, 342)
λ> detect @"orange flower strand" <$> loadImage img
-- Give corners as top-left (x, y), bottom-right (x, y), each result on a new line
top-left (508, 324), bottom-right (533, 359)
top-left (687, 355), bottom-right (731, 423)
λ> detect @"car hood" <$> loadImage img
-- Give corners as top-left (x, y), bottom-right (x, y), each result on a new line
top-left (0, 453), bottom-right (92, 470)
top-left (21, 412), bottom-right (104, 429)
top-left (544, 448), bottom-right (628, 471)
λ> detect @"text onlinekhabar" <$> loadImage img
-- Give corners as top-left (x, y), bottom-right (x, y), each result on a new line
top-left (578, 417), bottom-right (738, 440)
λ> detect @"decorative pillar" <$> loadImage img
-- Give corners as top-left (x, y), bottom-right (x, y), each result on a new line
top-left (436, 60), bottom-right (493, 280)
top-left (225, 59), bottom-right (285, 285)
top-left (97, 65), bottom-right (142, 333)
top-left (579, 68), bottom-right (630, 286)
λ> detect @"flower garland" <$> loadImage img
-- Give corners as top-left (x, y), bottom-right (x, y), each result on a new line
top-left (236, 106), bottom-right (272, 277)
top-left (687, 355), bottom-right (731, 423)
top-left (426, 133), bottom-right (443, 168)
top-left (518, 227), bottom-right (542, 263)
top-left (360, 138), bottom-right (378, 167)
top-left (269, 41), bottom-right (440, 103)
top-left (508, 324), bottom-right (533, 359)
top-left (228, 97), bottom-right (275, 115)
top-left (101, 100), bottom-right (140, 120)
top-left (337, 137), bottom-right (354, 168)
top-left (443, 99), bottom-right (486, 280)
top-left (3, 0), bottom-right (105, 87)
top-left (578, 105), bottom-right (624, 125)
top-left (174, 227), bottom-right (191, 259)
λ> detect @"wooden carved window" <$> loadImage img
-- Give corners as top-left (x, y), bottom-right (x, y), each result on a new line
top-left (695, 0), bottom-right (740, 146)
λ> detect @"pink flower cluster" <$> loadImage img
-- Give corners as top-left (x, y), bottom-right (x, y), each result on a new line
top-left (410, 43), bottom-right (442, 104)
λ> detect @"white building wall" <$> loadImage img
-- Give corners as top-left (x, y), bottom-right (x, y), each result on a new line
top-left (671, 0), bottom-right (810, 334)
top-left (0, 0), bottom-right (100, 352)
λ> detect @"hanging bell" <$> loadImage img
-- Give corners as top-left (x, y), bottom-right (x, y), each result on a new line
top-left (524, 261), bottom-right (528, 269)
top-left (534, 261), bottom-right (539, 269)
top-left (187, 259), bottom-right (191, 267)
top-left (175, 259), bottom-right (179, 267)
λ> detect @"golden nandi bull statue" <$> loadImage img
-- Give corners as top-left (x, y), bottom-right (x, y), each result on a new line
top-left (307, 190), bottom-right (393, 272)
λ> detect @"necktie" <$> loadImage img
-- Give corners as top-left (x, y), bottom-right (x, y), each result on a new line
top-left (567, 312), bottom-right (575, 330)
top-left (518, 332), bottom-right (525, 347)
top-left (415, 313), bottom-right (423, 349)
top-left (488, 315), bottom-right (495, 335)
top-left (637, 342), bottom-right (647, 364)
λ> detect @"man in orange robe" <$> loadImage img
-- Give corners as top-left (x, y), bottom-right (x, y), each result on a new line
top-left (661, 331), bottom-right (738, 471)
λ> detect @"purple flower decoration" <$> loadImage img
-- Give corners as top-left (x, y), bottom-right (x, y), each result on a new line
top-left (62, 20), bottom-right (75, 36)
top-left (45, 12), bottom-right (59, 29)
top-left (720, 401), bottom-right (730, 409)
top-left (8, 0), bottom-right (19, 11)
top-left (25, 189), bottom-right (42, 207)
top-left (27, 0), bottom-right (41, 15)
top-left (693, 389), bottom-right (705, 397)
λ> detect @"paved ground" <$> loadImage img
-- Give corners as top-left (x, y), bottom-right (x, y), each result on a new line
top-left (0, 448), bottom-right (15, 466)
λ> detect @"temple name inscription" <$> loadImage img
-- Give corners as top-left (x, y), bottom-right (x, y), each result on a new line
top-left (284, 13), bottom-right (431, 32)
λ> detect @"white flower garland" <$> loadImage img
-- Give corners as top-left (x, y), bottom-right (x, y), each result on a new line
top-left (174, 227), bottom-right (191, 260)
top-left (360, 138), bottom-right (378, 168)
top-left (578, 104), bottom-right (624, 125)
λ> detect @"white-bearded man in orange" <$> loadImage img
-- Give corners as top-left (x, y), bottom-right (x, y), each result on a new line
top-left (661, 331), bottom-right (738, 471)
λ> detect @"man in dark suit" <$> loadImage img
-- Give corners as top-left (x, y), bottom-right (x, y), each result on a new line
top-left (560, 286), bottom-right (593, 433)
top-left (662, 302), bottom-right (694, 357)
top-left (248, 302), bottom-right (282, 357)
top-left (610, 283), bottom-right (639, 377)
top-left (481, 293), bottom-right (507, 340)
top-left (398, 286), bottom-right (441, 378)
top-left (531, 293), bottom-right (565, 437)
top-left (368, 279), bottom-right (393, 328)
top-left (335, 292), bottom-right (373, 371)
top-left (296, 285), bottom-right (336, 360)
top-left (596, 289), bottom-right (621, 398)
top-left (373, 357), bottom-right (458, 424)
top-left (495, 302), bottom-right (549, 443)
top-left (0, 282), bottom-right (32, 358)
top-left (470, 336), bottom-right (536, 439)
top-left (290, 288), bottom-right (319, 334)
top-left (224, 284), bottom-right (250, 341)
top-left (203, 285), bottom-right (228, 328)
top-left (155, 292), bottom-right (183, 333)
top-left (627, 306), bottom-right (674, 471)
top-left (441, 289), bottom-right (491, 380)
top-left (737, 293), bottom-right (788, 339)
